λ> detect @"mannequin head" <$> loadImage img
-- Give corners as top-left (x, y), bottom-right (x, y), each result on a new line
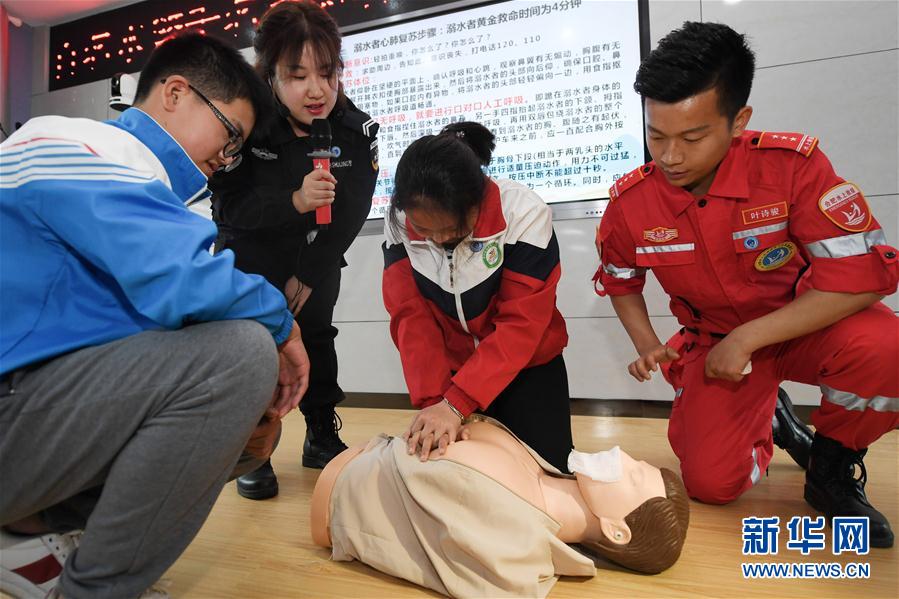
top-left (579, 467), bottom-right (689, 574)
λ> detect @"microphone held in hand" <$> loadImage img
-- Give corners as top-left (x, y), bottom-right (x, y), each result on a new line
top-left (309, 118), bottom-right (335, 227)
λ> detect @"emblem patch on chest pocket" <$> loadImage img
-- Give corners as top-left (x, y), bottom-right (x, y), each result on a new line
top-left (754, 242), bottom-right (797, 271)
top-left (482, 241), bottom-right (502, 269)
top-left (643, 227), bottom-right (679, 243)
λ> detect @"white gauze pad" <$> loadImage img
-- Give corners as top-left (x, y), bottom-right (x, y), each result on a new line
top-left (567, 446), bottom-right (622, 482)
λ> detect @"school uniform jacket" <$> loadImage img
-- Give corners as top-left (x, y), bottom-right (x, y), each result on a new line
top-left (382, 178), bottom-right (568, 417)
top-left (0, 108), bottom-right (294, 376)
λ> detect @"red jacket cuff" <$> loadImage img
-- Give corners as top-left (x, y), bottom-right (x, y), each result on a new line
top-left (443, 385), bottom-right (480, 418)
top-left (596, 272), bottom-right (646, 296)
top-left (415, 396), bottom-right (443, 410)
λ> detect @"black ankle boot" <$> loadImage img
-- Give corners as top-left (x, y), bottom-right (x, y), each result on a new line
top-left (236, 458), bottom-right (279, 500)
top-left (301, 407), bottom-right (348, 469)
top-left (804, 433), bottom-right (893, 548)
top-left (772, 387), bottom-right (814, 470)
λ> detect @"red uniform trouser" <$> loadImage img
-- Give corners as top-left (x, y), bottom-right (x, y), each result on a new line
top-left (662, 302), bottom-right (899, 505)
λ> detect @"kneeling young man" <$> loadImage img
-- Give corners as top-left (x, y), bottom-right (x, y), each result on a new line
top-left (594, 22), bottom-right (898, 547)
top-left (0, 33), bottom-right (308, 598)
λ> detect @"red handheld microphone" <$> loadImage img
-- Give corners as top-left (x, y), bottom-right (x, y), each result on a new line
top-left (309, 118), bottom-right (335, 227)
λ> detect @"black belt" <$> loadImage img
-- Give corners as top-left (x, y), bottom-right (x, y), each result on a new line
top-left (0, 357), bottom-right (51, 396)
top-left (681, 326), bottom-right (727, 339)
top-left (0, 370), bottom-right (21, 396)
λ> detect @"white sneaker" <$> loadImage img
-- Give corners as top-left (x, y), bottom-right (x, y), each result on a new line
top-left (44, 579), bottom-right (172, 598)
top-left (0, 529), bottom-right (79, 599)
top-left (137, 580), bottom-right (171, 598)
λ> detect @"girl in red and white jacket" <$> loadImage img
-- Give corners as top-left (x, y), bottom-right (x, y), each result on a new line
top-left (382, 122), bottom-right (573, 470)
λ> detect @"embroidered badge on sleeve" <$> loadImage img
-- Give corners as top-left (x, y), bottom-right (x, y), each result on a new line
top-left (817, 182), bottom-right (872, 232)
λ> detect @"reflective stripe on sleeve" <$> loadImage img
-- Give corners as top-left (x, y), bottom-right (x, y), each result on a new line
top-left (805, 229), bottom-right (887, 258)
top-left (603, 262), bottom-right (647, 280)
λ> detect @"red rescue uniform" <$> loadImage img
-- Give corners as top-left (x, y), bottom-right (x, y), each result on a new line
top-left (595, 130), bottom-right (899, 503)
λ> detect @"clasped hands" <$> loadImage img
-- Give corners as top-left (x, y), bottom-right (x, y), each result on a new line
top-left (404, 400), bottom-right (468, 461)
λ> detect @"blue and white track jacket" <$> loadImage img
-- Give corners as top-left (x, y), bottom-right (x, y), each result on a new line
top-left (0, 108), bottom-right (294, 376)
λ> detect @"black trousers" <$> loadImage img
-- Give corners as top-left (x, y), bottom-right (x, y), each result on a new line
top-left (216, 234), bottom-right (344, 414)
top-left (482, 353), bottom-right (573, 472)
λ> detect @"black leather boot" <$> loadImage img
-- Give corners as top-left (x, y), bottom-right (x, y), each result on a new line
top-left (236, 458), bottom-right (279, 500)
top-left (301, 407), bottom-right (348, 469)
top-left (804, 433), bottom-right (893, 548)
top-left (772, 387), bottom-right (813, 470)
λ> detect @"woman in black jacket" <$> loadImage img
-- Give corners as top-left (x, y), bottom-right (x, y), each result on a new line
top-left (210, 1), bottom-right (378, 499)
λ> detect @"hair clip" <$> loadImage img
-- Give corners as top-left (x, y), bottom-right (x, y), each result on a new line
top-left (455, 130), bottom-right (465, 138)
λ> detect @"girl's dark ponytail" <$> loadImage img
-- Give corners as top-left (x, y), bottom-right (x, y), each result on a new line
top-left (439, 121), bottom-right (496, 166)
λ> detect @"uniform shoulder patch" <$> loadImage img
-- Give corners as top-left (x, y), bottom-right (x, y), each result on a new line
top-left (751, 132), bottom-right (818, 157)
top-left (609, 164), bottom-right (653, 201)
top-left (340, 106), bottom-right (379, 139)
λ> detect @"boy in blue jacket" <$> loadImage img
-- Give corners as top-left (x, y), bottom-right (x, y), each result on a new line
top-left (0, 33), bottom-right (308, 599)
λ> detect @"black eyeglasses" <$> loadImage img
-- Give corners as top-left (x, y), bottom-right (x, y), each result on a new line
top-left (162, 79), bottom-right (244, 171)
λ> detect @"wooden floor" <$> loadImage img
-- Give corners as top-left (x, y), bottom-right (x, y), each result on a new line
top-left (163, 408), bottom-right (898, 598)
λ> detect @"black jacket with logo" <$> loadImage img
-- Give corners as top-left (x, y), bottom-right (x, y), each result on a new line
top-left (210, 98), bottom-right (379, 287)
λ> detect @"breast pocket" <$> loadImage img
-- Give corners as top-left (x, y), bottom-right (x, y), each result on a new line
top-left (731, 220), bottom-right (797, 283)
top-left (635, 242), bottom-right (697, 294)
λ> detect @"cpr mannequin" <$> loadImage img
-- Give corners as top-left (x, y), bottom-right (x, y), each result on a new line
top-left (311, 417), bottom-right (689, 597)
